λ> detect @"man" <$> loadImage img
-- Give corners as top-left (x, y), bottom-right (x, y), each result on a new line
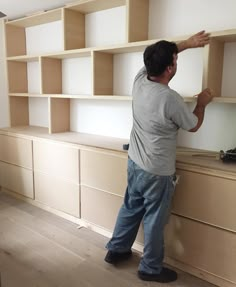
top-left (104, 31), bottom-right (213, 283)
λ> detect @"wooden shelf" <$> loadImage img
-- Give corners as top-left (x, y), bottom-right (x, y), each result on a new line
top-left (0, 126), bottom-right (128, 153)
top-left (49, 94), bottom-right (132, 100)
top-left (7, 55), bottom-right (39, 62)
top-left (65, 0), bottom-right (126, 14)
top-left (177, 147), bottom-right (236, 178)
top-left (5, 9), bottom-right (62, 28)
top-left (183, 96), bottom-right (236, 104)
top-left (9, 93), bottom-right (44, 97)
top-left (9, 93), bottom-right (132, 100)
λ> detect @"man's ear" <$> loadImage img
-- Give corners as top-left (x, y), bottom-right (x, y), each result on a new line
top-left (166, 65), bottom-right (172, 74)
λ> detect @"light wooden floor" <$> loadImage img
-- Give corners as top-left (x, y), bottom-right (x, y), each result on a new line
top-left (0, 191), bottom-right (217, 287)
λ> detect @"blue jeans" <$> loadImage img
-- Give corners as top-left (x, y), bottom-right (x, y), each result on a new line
top-left (106, 158), bottom-right (176, 274)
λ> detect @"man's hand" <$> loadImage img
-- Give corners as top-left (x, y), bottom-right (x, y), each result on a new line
top-left (178, 30), bottom-right (210, 52)
top-left (189, 88), bottom-right (214, 132)
top-left (196, 88), bottom-right (214, 107)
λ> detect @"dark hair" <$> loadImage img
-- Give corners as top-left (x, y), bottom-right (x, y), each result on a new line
top-left (144, 40), bottom-right (178, 77)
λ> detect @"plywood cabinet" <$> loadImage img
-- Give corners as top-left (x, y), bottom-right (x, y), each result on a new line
top-left (33, 140), bottom-right (80, 217)
top-left (164, 166), bottom-right (236, 287)
top-left (172, 169), bottom-right (236, 232)
top-left (0, 161), bottom-right (33, 198)
top-left (80, 149), bottom-right (127, 227)
top-left (0, 134), bottom-right (33, 198)
top-left (165, 215), bottom-right (236, 287)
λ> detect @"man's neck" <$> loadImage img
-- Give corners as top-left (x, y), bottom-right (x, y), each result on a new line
top-left (148, 75), bottom-right (169, 86)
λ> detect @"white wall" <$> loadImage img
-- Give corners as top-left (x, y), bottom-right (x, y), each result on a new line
top-left (0, 19), bottom-right (9, 128)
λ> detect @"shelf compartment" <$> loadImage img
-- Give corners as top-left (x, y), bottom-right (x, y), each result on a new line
top-left (8, 57), bottom-right (41, 94)
top-left (5, 9), bottom-right (63, 57)
top-left (41, 53), bottom-right (92, 96)
top-left (9, 96), bottom-right (49, 131)
top-left (93, 50), bottom-right (144, 96)
top-left (204, 29), bottom-right (236, 98)
top-left (64, 0), bottom-right (149, 50)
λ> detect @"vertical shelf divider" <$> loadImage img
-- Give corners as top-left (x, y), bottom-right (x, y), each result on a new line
top-left (49, 97), bottom-right (70, 133)
top-left (127, 0), bottom-right (149, 43)
top-left (5, 24), bottom-right (26, 57)
top-left (41, 57), bottom-right (62, 94)
top-left (63, 7), bottom-right (85, 51)
top-left (93, 51), bottom-right (114, 95)
top-left (204, 39), bottom-right (224, 97)
top-left (9, 96), bottom-right (29, 126)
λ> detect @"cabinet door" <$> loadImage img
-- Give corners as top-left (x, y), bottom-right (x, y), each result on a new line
top-left (80, 149), bottom-right (127, 196)
top-left (81, 183), bottom-right (144, 243)
top-left (165, 215), bottom-right (236, 284)
top-left (0, 161), bottom-right (33, 198)
top-left (81, 185), bottom-right (122, 230)
top-left (173, 169), bottom-right (236, 232)
top-left (0, 134), bottom-right (32, 168)
top-left (33, 140), bottom-right (79, 183)
top-left (34, 172), bottom-right (80, 217)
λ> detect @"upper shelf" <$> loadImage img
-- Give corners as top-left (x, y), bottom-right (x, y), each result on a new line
top-left (5, 9), bottom-right (62, 28)
top-left (5, 0), bottom-right (149, 56)
top-left (183, 97), bottom-right (236, 104)
top-left (65, 0), bottom-right (126, 14)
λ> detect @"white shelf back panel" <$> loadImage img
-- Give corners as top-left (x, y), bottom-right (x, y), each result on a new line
top-left (169, 48), bottom-right (203, 97)
top-left (70, 100), bottom-right (132, 139)
top-left (26, 21), bottom-right (63, 55)
top-left (113, 52), bottom-right (143, 96)
top-left (222, 42), bottom-right (236, 98)
top-left (27, 61), bottom-right (40, 94)
top-left (62, 57), bottom-right (92, 95)
top-left (29, 97), bottom-right (48, 128)
top-left (177, 102), bottom-right (236, 151)
top-left (85, 6), bottom-right (126, 47)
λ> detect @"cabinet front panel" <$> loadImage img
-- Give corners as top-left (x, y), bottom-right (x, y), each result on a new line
top-left (81, 185), bottom-right (122, 231)
top-left (33, 141), bottom-right (79, 183)
top-left (0, 135), bottom-right (32, 169)
top-left (0, 161), bottom-right (33, 198)
top-left (165, 215), bottom-right (236, 283)
top-left (80, 150), bottom-right (127, 196)
top-left (173, 169), bottom-right (236, 231)
top-left (81, 185), bottom-right (144, 243)
top-left (34, 172), bottom-right (80, 217)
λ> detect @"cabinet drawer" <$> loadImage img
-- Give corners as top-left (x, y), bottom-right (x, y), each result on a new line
top-left (0, 161), bottom-right (33, 198)
top-left (165, 215), bottom-right (236, 283)
top-left (173, 169), bottom-right (236, 231)
top-left (80, 150), bottom-right (127, 196)
top-left (81, 185), bottom-right (122, 230)
top-left (0, 134), bottom-right (32, 168)
top-left (33, 140), bottom-right (79, 183)
top-left (34, 172), bottom-right (80, 217)
top-left (81, 185), bottom-right (144, 243)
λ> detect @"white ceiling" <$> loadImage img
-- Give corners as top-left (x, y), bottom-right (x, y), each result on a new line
top-left (0, 0), bottom-right (77, 20)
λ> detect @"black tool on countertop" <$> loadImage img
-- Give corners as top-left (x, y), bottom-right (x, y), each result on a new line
top-left (220, 148), bottom-right (236, 163)
top-left (123, 144), bottom-right (129, 151)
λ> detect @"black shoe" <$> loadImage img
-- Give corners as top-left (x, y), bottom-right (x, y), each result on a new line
top-left (104, 250), bottom-right (132, 264)
top-left (138, 267), bottom-right (177, 283)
